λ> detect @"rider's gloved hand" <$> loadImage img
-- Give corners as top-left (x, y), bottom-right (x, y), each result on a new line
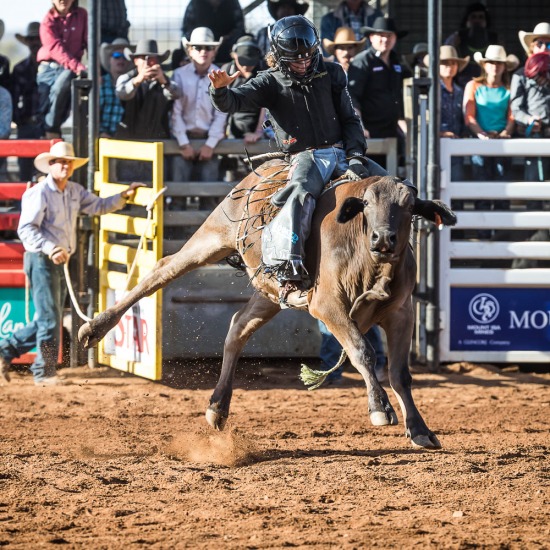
top-left (347, 158), bottom-right (370, 180)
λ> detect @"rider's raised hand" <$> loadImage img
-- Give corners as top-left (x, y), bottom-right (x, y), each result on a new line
top-left (208, 69), bottom-right (241, 89)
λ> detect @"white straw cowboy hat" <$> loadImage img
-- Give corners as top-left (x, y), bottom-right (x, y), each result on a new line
top-left (322, 26), bottom-right (367, 56)
top-left (182, 27), bottom-right (222, 52)
top-left (518, 22), bottom-right (550, 54)
top-left (424, 45), bottom-right (470, 72)
top-left (100, 38), bottom-right (134, 72)
top-left (473, 45), bottom-right (520, 72)
top-left (34, 142), bottom-right (89, 174)
top-left (15, 22), bottom-right (40, 45)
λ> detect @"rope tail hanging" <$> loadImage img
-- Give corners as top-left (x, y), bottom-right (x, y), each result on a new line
top-left (299, 348), bottom-right (347, 390)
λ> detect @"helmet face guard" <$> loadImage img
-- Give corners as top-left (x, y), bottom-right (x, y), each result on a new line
top-left (269, 15), bottom-right (320, 84)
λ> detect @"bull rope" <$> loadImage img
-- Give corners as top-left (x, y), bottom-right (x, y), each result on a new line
top-left (299, 349), bottom-right (348, 390)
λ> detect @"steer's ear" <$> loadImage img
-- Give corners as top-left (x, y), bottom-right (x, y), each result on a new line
top-left (413, 198), bottom-right (457, 226)
top-left (337, 197), bottom-right (365, 223)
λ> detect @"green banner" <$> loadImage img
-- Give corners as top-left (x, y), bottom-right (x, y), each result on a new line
top-left (0, 287), bottom-right (35, 344)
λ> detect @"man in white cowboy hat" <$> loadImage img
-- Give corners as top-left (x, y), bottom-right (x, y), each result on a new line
top-left (322, 26), bottom-right (366, 73)
top-left (0, 142), bottom-right (142, 387)
top-left (11, 22), bottom-right (42, 181)
top-left (172, 27), bottom-right (227, 212)
top-left (518, 22), bottom-right (550, 57)
top-left (320, 0), bottom-right (382, 56)
top-left (115, 38), bottom-right (179, 142)
top-left (99, 38), bottom-right (134, 138)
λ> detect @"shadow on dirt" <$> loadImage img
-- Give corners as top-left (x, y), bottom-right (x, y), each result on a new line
top-left (239, 446), bottom-right (453, 467)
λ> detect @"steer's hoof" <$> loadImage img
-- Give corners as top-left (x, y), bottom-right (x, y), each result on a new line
top-left (410, 433), bottom-right (442, 450)
top-left (205, 407), bottom-right (228, 431)
top-left (78, 322), bottom-right (96, 349)
top-left (370, 410), bottom-right (398, 426)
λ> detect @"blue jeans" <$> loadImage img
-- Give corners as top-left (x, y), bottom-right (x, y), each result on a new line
top-left (318, 320), bottom-right (386, 380)
top-left (37, 62), bottom-right (75, 134)
top-left (0, 252), bottom-right (66, 381)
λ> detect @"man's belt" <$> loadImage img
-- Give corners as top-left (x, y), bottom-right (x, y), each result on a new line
top-left (304, 143), bottom-right (344, 151)
top-left (40, 60), bottom-right (61, 69)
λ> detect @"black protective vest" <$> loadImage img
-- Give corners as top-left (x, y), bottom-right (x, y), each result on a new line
top-left (211, 60), bottom-right (365, 157)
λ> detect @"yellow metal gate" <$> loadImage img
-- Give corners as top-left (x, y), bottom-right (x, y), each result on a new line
top-left (95, 139), bottom-right (164, 380)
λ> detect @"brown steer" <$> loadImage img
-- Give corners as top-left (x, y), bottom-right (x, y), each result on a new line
top-left (79, 164), bottom-right (456, 449)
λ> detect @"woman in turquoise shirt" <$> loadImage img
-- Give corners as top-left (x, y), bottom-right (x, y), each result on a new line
top-left (463, 45), bottom-right (519, 235)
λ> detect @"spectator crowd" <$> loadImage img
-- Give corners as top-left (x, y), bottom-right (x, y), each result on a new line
top-left (0, 0), bottom-right (547, 186)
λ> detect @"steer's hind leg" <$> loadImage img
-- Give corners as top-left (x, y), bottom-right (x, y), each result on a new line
top-left (78, 217), bottom-right (234, 348)
top-left (206, 292), bottom-right (281, 431)
top-left (381, 302), bottom-right (441, 449)
top-left (310, 303), bottom-right (397, 426)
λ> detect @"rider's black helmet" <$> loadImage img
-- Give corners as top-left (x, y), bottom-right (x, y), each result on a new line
top-left (269, 15), bottom-right (320, 84)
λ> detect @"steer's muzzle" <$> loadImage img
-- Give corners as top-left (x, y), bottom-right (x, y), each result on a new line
top-left (370, 228), bottom-right (397, 261)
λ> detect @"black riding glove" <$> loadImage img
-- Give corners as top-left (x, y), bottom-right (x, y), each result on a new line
top-left (347, 158), bottom-right (370, 179)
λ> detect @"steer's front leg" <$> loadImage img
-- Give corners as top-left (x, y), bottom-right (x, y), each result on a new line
top-left (309, 301), bottom-right (398, 427)
top-left (382, 301), bottom-right (442, 449)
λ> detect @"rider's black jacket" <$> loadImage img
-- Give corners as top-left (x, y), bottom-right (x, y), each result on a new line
top-left (210, 58), bottom-right (366, 158)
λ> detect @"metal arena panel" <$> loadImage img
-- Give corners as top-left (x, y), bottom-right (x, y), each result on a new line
top-left (439, 138), bottom-right (550, 364)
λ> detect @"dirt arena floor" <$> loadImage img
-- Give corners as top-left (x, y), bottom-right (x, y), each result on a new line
top-left (0, 359), bottom-right (548, 549)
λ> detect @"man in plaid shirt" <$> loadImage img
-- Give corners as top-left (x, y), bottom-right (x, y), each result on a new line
top-left (99, 39), bottom-right (133, 137)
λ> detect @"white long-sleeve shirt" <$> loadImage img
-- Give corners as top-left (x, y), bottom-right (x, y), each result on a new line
top-left (18, 174), bottom-right (126, 256)
top-left (171, 63), bottom-right (227, 149)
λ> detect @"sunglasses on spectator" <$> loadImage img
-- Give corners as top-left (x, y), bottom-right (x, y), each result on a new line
top-left (534, 39), bottom-right (550, 49)
top-left (111, 51), bottom-right (125, 59)
top-left (192, 45), bottom-right (215, 52)
top-left (49, 158), bottom-right (72, 166)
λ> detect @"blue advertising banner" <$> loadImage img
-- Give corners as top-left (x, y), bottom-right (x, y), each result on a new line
top-left (450, 287), bottom-right (550, 351)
